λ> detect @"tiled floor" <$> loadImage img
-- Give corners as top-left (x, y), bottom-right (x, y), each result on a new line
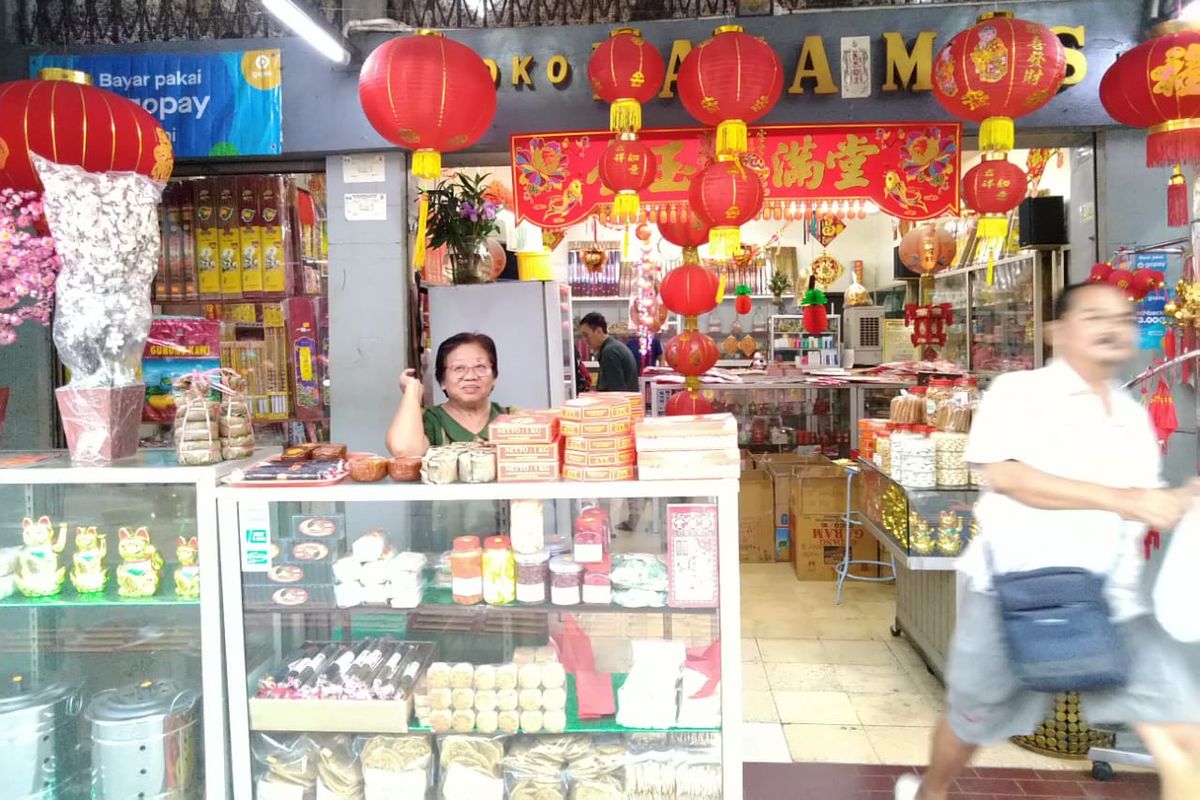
top-left (739, 563), bottom-right (1129, 772)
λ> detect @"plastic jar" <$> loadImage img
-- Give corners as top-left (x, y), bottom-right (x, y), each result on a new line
top-left (875, 431), bottom-right (892, 475)
top-left (514, 550), bottom-right (549, 605)
top-left (889, 424), bottom-right (914, 484)
top-left (451, 536), bottom-right (483, 605)
top-left (926, 378), bottom-right (955, 429)
top-left (932, 431), bottom-right (969, 487)
top-left (549, 555), bottom-right (583, 606)
top-left (573, 507), bottom-right (610, 564)
top-left (582, 556), bottom-right (612, 606)
top-left (482, 535), bottom-right (516, 605)
top-left (899, 427), bottom-right (935, 489)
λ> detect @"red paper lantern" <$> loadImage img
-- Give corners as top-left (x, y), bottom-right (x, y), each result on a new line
top-left (802, 304), bottom-right (828, 335)
top-left (898, 225), bottom-right (957, 276)
top-left (666, 389), bottom-right (714, 416)
top-left (1087, 262), bottom-right (1114, 283)
top-left (961, 157), bottom-right (1028, 241)
top-left (677, 25), bottom-right (784, 156)
top-left (1130, 268), bottom-right (1163, 301)
top-left (659, 262), bottom-right (720, 317)
top-left (588, 28), bottom-right (665, 134)
top-left (359, 31), bottom-right (497, 180)
top-left (1107, 267), bottom-right (1136, 299)
top-left (599, 137), bottom-right (657, 222)
top-left (931, 12), bottom-right (1067, 152)
top-left (690, 158), bottom-right (764, 259)
top-left (0, 70), bottom-right (173, 192)
top-left (666, 329), bottom-right (720, 376)
top-left (657, 213), bottom-right (711, 265)
top-left (734, 285), bottom-right (753, 315)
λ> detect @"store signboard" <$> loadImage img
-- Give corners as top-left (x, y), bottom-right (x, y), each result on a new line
top-left (1134, 252), bottom-right (1171, 352)
top-left (28, 50), bottom-right (283, 158)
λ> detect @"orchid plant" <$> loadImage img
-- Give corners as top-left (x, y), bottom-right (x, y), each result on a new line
top-left (423, 172), bottom-right (501, 255)
top-left (0, 189), bottom-right (60, 346)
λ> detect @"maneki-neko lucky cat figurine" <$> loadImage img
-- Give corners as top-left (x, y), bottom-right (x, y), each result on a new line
top-left (70, 526), bottom-right (108, 594)
top-left (16, 516), bottom-right (68, 597)
top-left (116, 527), bottom-right (163, 598)
top-left (174, 537), bottom-right (200, 599)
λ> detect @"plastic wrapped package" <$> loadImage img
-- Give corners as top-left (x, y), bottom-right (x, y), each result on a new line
top-left (565, 735), bottom-right (627, 799)
top-left (173, 374), bottom-right (221, 466)
top-left (252, 732), bottom-right (321, 799)
top-left (219, 369), bottom-right (256, 460)
top-left (313, 735), bottom-right (365, 800)
top-left (617, 641), bottom-right (686, 730)
top-left (610, 554), bottom-right (668, 609)
top-left (359, 735), bottom-right (433, 800)
top-left (438, 735), bottom-right (506, 800)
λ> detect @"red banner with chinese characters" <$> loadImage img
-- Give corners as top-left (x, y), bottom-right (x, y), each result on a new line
top-left (512, 122), bottom-right (960, 228)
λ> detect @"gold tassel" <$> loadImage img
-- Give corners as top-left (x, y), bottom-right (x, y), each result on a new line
top-left (614, 191), bottom-right (640, 221)
top-left (708, 226), bottom-right (741, 260)
top-left (684, 375), bottom-right (700, 392)
top-left (682, 246), bottom-right (700, 266)
top-left (976, 215), bottom-right (1008, 285)
top-left (979, 116), bottom-right (1014, 153)
top-left (412, 149), bottom-right (441, 180)
top-left (683, 315), bottom-right (699, 332)
top-left (623, 223), bottom-right (631, 261)
top-left (611, 99), bottom-right (642, 134)
top-left (716, 120), bottom-right (748, 156)
top-left (414, 196), bottom-right (429, 271)
top-left (715, 270), bottom-right (727, 304)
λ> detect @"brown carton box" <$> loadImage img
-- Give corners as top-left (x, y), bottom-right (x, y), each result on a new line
top-left (790, 512), bottom-right (881, 581)
top-left (761, 457), bottom-right (834, 530)
top-left (738, 470), bottom-right (775, 563)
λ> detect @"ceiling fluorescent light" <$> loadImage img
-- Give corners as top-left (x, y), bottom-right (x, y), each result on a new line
top-left (1182, 0), bottom-right (1200, 21)
top-left (263, 0), bottom-right (353, 65)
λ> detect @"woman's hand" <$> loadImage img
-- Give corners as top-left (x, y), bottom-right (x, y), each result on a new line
top-left (399, 369), bottom-right (423, 395)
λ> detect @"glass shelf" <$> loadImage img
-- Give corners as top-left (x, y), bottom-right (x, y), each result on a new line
top-left (0, 583), bottom-right (199, 608)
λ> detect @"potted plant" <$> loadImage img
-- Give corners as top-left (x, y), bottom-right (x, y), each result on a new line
top-left (423, 172), bottom-right (501, 284)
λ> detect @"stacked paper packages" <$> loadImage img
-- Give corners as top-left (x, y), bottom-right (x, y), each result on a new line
top-left (560, 395), bottom-right (638, 481)
top-left (491, 412), bottom-right (562, 482)
top-left (635, 413), bottom-right (740, 480)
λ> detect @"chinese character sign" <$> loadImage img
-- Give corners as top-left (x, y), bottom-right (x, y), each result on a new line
top-left (511, 123), bottom-right (960, 228)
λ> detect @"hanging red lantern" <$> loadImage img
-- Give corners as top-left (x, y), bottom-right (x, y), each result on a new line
top-left (657, 213), bottom-right (711, 264)
top-left (0, 69), bottom-right (173, 192)
top-left (660, 262), bottom-right (720, 317)
top-left (1107, 267), bottom-right (1136, 299)
top-left (359, 30), bottom-right (497, 180)
top-left (588, 28), bottom-right (665, 135)
top-left (961, 156), bottom-right (1028, 242)
top-left (599, 137), bottom-right (657, 222)
top-left (690, 158), bottom-right (765, 260)
top-left (665, 330), bottom-right (720, 394)
top-left (1087, 262), bottom-right (1114, 283)
top-left (677, 25), bottom-right (784, 157)
top-left (667, 389), bottom-right (714, 416)
top-left (898, 224), bottom-right (957, 277)
top-left (734, 284), bottom-right (753, 315)
top-left (931, 12), bottom-right (1067, 153)
top-left (800, 276), bottom-right (829, 335)
top-left (1130, 268), bottom-right (1163, 301)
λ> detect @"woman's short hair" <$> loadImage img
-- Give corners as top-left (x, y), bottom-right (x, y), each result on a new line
top-left (435, 332), bottom-right (499, 384)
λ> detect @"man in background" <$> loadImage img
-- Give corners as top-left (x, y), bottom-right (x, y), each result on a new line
top-left (579, 312), bottom-right (639, 392)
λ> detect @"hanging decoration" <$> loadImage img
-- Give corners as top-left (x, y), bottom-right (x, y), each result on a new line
top-left (1147, 377), bottom-right (1179, 454)
top-left (813, 214), bottom-right (846, 247)
top-left (809, 253), bottom-right (845, 288)
top-left (588, 28), bottom-right (666, 135)
top-left (800, 275), bottom-right (828, 335)
top-left (905, 303), bottom-right (955, 354)
top-left (722, 334), bottom-right (740, 356)
top-left (665, 329), bottom-right (720, 377)
top-left (960, 156), bottom-right (1028, 275)
top-left (1087, 262), bottom-right (1114, 283)
top-left (629, 223), bottom-right (665, 368)
top-left (0, 70), bottom-right (174, 192)
top-left (599, 137), bottom-right (658, 222)
top-left (666, 388), bottom-right (714, 416)
top-left (1106, 265), bottom-right (1136, 299)
top-left (898, 223), bottom-right (957, 356)
top-left (660, 261), bottom-right (720, 318)
top-left (734, 285), bottom-right (753, 315)
top-left (1131, 267), bottom-right (1167, 302)
top-left (358, 31), bottom-right (497, 180)
top-left (690, 157), bottom-right (765, 260)
top-left (931, 12), bottom-right (1067, 153)
top-left (845, 259), bottom-right (870, 307)
top-left (677, 25), bottom-right (784, 157)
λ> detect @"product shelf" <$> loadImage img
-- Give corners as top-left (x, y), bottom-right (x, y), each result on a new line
top-left (0, 582), bottom-right (199, 608)
top-left (216, 478), bottom-right (736, 503)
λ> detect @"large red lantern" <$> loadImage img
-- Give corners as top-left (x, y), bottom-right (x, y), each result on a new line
top-left (677, 25), bottom-right (784, 157)
top-left (359, 30), bottom-right (497, 180)
top-left (961, 156), bottom-right (1028, 241)
top-left (657, 213), bottom-right (711, 264)
top-left (588, 28), bottom-right (665, 135)
top-left (898, 224), bottom-right (957, 277)
top-left (666, 390), bottom-right (714, 416)
top-left (660, 262), bottom-right (720, 317)
top-left (599, 137), bottom-right (657, 222)
top-left (690, 158), bottom-right (765, 260)
top-left (931, 12), bottom-right (1067, 152)
top-left (0, 70), bottom-right (173, 192)
top-left (666, 329), bottom-right (720, 376)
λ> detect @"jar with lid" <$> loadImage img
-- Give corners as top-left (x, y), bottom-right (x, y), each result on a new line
top-left (898, 426), bottom-right (935, 489)
top-left (549, 555), bottom-right (583, 606)
top-left (582, 556), bottom-right (612, 606)
top-left (889, 388), bottom-right (927, 426)
top-left (514, 550), bottom-right (549, 605)
top-left (482, 535), bottom-right (516, 605)
top-left (926, 378), bottom-right (955, 430)
top-left (931, 430), bottom-right (969, 487)
top-left (451, 536), bottom-right (483, 605)
top-left (874, 430), bottom-right (892, 475)
top-left (889, 424), bottom-right (914, 483)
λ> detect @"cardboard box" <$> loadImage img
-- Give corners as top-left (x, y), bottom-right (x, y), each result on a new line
top-left (561, 418), bottom-right (633, 437)
top-left (638, 449), bottom-right (740, 480)
top-left (497, 459), bottom-right (560, 482)
top-left (579, 390), bottom-right (643, 418)
top-left (634, 414), bottom-right (737, 452)
top-left (238, 176), bottom-right (265, 295)
top-left (496, 441), bottom-right (560, 462)
top-left (562, 395), bottom-right (631, 421)
top-left (563, 434), bottom-right (634, 453)
top-left (738, 470), bottom-right (775, 563)
top-left (790, 512), bottom-right (880, 581)
top-left (562, 464), bottom-right (636, 482)
top-left (260, 177), bottom-right (288, 294)
top-left (563, 447), bottom-right (636, 468)
top-left (490, 413), bottom-right (561, 444)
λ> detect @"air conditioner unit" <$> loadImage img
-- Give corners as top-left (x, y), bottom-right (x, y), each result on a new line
top-left (843, 306), bottom-right (884, 366)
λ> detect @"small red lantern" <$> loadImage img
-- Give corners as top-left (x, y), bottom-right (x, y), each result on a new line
top-left (931, 12), bottom-right (1067, 152)
top-left (599, 137), bottom-right (657, 222)
top-left (690, 158), bottom-right (765, 259)
top-left (734, 284), bottom-right (753, 315)
top-left (667, 389), bottom-right (714, 416)
top-left (1130, 268), bottom-right (1163, 301)
top-left (677, 25), bottom-right (784, 156)
top-left (1107, 267), bottom-right (1136, 299)
top-left (666, 329), bottom-right (720, 377)
top-left (961, 156), bottom-right (1028, 242)
top-left (660, 262), bottom-right (720, 317)
top-left (0, 70), bottom-right (173, 192)
top-left (800, 276), bottom-right (828, 335)
top-left (359, 31), bottom-right (497, 180)
top-left (898, 224), bottom-right (957, 276)
top-left (588, 28), bottom-right (665, 135)
top-left (658, 213), bottom-right (711, 264)
top-left (1087, 262), bottom-right (1114, 283)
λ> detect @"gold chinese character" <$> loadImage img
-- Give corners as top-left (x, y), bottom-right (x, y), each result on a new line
top-left (771, 136), bottom-right (826, 191)
top-left (825, 134), bottom-right (880, 190)
top-left (961, 89), bottom-right (990, 111)
top-left (725, 205), bottom-right (741, 220)
top-left (751, 95), bottom-right (770, 113)
top-left (1027, 49), bottom-right (1046, 69)
top-left (1024, 88), bottom-right (1050, 108)
top-left (649, 140), bottom-right (696, 193)
top-left (1023, 67), bottom-right (1043, 85)
top-left (702, 96), bottom-right (720, 113)
top-left (630, 71), bottom-right (645, 88)
top-left (1151, 43), bottom-right (1200, 98)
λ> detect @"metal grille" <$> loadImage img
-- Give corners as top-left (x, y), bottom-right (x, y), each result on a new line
top-left (387, 0), bottom-right (733, 29)
top-left (858, 315), bottom-right (881, 349)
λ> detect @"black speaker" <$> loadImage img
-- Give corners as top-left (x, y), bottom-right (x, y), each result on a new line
top-left (1018, 196), bottom-right (1067, 249)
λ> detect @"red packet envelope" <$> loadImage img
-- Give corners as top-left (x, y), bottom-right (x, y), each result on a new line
top-left (574, 671), bottom-right (616, 719)
top-left (685, 640), bottom-right (722, 699)
top-left (552, 614), bottom-right (597, 674)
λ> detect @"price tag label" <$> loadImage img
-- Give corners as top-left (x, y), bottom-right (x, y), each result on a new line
top-left (240, 501), bottom-right (273, 573)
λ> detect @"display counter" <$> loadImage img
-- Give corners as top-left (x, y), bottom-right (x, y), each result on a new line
top-left (217, 479), bottom-right (742, 800)
top-left (0, 450), bottom-right (252, 800)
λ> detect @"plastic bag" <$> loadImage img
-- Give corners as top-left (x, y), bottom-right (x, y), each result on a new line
top-left (252, 732), bottom-right (320, 800)
top-left (1154, 509), bottom-right (1200, 642)
top-left (173, 373), bottom-right (221, 465)
top-left (438, 734), bottom-right (507, 800)
top-left (359, 734), bottom-right (434, 800)
top-left (219, 369), bottom-right (257, 460)
top-left (313, 734), bottom-right (364, 800)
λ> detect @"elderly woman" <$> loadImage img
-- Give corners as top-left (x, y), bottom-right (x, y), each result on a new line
top-left (387, 332), bottom-right (507, 456)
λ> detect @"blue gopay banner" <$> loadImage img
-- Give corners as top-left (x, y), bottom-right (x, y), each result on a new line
top-left (29, 50), bottom-right (283, 158)
top-left (1133, 252), bottom-right (1171, 351)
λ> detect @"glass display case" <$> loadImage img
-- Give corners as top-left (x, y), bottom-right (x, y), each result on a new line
top-left (768, 314), bottom-right (841, 366)
top-left (857, 459), bottom-right (977, 567)
top-left (0, 451), bottom-right (240, 800)
top-left (218, 480), bottom-right (742, 800)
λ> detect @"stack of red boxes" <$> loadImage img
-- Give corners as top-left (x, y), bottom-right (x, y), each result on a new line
top-left (490, 411), bottom-right (562, 482)
top-left (560, 394), bottom-right (641, 482)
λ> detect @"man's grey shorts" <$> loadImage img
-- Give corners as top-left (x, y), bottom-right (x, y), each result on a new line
top-left (946, 589), bottom-right (1200, 745)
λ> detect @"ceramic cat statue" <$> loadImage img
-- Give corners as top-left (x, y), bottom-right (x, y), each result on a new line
top-left (116, 527), bottom-right (163, 598)
top-left (174, 536), bottom-right (199, 599)
top-left (15, 516), bottom-right (68, 597)
top-left (69, 526), bottom-right (108, 594)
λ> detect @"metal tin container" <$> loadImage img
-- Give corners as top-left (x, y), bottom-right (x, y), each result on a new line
top-left (86, 680), bottom-right (200, 800)
top-left (0, 675), bottom-right (83, 800)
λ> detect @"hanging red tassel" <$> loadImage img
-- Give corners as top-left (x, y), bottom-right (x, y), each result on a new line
top-left (1167, 165), bottom-right (1189, 227)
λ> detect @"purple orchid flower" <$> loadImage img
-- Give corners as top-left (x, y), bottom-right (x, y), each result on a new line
top-left (460, 201), bottom-right (480, 222)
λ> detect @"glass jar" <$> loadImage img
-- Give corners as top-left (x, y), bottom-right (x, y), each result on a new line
top-left (451, 536), bottom-right (483, 605)
top-left (899, 426), bottom-right (935, 489)
top-left (582, 556), bottom-right (612, 606)
top-left (932, 431), bottom-right (969, 487)
top-left (482, 535), bottom-right (516, 605)
top-left (573, 506), bottom-right (610, 564)
top-left (889, 424), bottom-right (914, 484)
top-left (549, 555), bottom-right (583, 606)
top-left (925, 378), bottom-right (955, 430)
top-left (889, 388), bottom-right (927, 426)
top-left (875, 431), bottom-right (892, 475)
top-left (514, 550), bottom-right (549, 605)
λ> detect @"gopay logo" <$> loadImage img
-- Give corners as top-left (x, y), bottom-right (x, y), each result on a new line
top-left (255, 54), bottom-right (271, 71)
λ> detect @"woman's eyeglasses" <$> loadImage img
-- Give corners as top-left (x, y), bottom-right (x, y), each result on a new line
top-left (448, 364), bottom-right (492, 379)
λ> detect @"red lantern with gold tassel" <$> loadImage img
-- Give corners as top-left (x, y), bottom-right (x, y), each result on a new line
top-left (358, 30), bottom-right (497, 180)
top-left (588, 28), bottom-right (665, 135)
top-left (677, 25), bottom-right (784, 157)
top-left (931, 12), bottom-right (1067, 153)
top-left (1107, 266), bottom-right (1136, 300)
top-left (961, 156), bottom-right (1028, 247)
top-left (666, 389), bottom-right (714, 416)
top-left (666, 329), bottom-right (720, 377)
top-left (1087, 262), bottom-right (1114, 283)
top-left (660, 262), bottom-right (720, 318)
top-left (657, 213), bottom-right (711, 264)
top-left (690, 158), bottom-right (764, 260)
top-left (599, 136), bottom-right (657, 222)
top-left (0, 69), bottom-right (174, 192)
